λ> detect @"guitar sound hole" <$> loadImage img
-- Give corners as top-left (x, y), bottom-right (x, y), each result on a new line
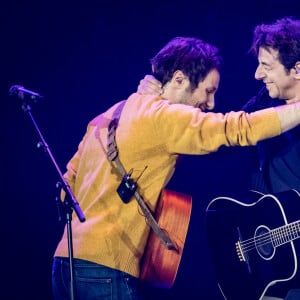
top-left (254, 225), bottom-right (275, 260)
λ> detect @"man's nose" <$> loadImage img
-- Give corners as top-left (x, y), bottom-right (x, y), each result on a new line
top-left (255, 65), bottom-right (265, 80)
top-left (206, 97), bottom-right (215, 110)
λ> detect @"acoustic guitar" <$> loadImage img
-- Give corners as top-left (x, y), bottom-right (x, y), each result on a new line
top-left (140, 189), bottom-right (192, 288)
top-left (205, 189), bottom-right (300, 300)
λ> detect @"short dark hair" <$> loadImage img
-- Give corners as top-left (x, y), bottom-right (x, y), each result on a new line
top-left (150, 37), bottom-right (222, 91)
top-left (250, 16), bottom-right (300, 70)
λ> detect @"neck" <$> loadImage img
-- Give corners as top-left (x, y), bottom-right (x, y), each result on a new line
top-left (283, 84), bottom-right (300, 104)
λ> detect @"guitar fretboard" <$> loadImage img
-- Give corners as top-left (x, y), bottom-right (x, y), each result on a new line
top-left (272, 220), bottom-right (300, 247)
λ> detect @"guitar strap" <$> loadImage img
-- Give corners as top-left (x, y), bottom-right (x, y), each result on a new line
top-left (106, 100), bottom-right (176, 250)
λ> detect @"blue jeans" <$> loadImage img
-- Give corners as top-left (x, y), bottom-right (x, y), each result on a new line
top-left (52, 257), bottom-right (146, 300)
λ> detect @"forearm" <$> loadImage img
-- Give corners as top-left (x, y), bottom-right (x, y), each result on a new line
top-left (275, 101), bottom-right (300, 133)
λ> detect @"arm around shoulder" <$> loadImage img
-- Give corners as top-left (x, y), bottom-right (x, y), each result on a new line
top-left (274, 101), bottom-right (300, 133)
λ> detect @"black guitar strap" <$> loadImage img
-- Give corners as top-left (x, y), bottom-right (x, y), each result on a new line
top-left (107, 100), bottom-right (176, 250)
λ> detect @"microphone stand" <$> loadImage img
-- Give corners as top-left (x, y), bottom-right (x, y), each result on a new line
top-left (13, 90), bottom-right (85, 300)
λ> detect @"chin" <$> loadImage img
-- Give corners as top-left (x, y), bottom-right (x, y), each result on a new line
top-left (268, 89), bottom-right (278, 99)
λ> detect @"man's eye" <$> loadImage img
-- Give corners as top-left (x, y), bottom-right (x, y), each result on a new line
top-left (263, 65), bottom-right (272, 71)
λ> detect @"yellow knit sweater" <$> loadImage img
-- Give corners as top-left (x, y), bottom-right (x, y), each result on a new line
top-left (54, 93), bottom-right (281, 277)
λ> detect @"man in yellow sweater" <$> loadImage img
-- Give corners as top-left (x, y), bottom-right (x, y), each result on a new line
top-left (52, 36), bottom-right (300, 300)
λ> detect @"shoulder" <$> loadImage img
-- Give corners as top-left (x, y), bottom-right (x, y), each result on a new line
top-left (242, 86), bottom-right (282, 112)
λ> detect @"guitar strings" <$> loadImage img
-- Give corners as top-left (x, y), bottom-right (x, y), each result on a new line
top-left (237, 221), bottom-right (300, 254)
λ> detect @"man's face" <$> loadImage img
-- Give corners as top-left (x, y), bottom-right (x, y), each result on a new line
top-left (171, 69), bottom-right (220, 111)
top-left (255, 47), bottom-right (298, 103)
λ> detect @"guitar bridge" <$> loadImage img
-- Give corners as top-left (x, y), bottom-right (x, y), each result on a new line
top-left (236, 241), bottom-right (246, 262)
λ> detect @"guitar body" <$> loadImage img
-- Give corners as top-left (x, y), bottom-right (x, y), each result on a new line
top-left (140, 189), bottom-right (192, 288)
top-left (206, 190), bottom-right (300, 300)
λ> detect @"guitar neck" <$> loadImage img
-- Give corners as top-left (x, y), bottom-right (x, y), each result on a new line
top-left (272, 220), bottom-right (300, 247)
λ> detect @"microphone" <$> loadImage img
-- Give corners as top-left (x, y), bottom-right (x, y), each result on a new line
top-left (9, 85), bottom-right (43, 102)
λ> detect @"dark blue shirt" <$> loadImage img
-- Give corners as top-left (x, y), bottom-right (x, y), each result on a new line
top-left (242, 86), bottom-right (300, 194)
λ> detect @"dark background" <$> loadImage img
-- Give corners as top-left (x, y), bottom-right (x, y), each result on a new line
top-left (1, 1), bottom-right (300, 299)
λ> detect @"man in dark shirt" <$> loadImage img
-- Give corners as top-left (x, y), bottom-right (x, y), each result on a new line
top-left (241, 18), bottom-right (300, 297)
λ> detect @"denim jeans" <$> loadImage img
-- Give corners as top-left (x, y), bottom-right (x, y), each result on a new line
top-left (52, 257), bottom-right (146, 300)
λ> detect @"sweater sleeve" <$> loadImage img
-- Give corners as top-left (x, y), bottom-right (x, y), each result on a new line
top-left (150, 101), bottom-right (281, 155)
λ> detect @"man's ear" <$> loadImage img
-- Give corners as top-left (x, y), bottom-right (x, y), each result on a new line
top-left (295, 61), bottom-right (300, 75)
top-left (172, 70), bottom-right (186, 86)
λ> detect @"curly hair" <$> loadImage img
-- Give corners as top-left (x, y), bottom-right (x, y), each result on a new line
top-left (250, 16), bottom-right (300, 71)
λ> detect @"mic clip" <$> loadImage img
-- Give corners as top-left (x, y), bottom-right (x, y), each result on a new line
top-left (117, 174), bottom-right (137, 204)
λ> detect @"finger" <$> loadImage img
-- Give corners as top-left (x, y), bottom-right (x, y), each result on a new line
top-left (144, 75), bottom-right (162, 87)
